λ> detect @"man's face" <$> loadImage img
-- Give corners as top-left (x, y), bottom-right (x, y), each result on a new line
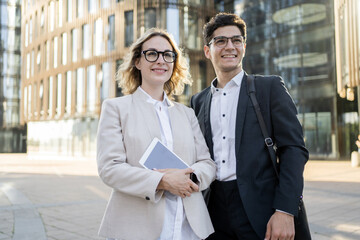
top-left (204, 25), bottom-right (246, 75)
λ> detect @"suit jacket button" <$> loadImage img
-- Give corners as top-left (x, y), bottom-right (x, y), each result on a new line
top-left (145, 196), bottom-right (150, 200)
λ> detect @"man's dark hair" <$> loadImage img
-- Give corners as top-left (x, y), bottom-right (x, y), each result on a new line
top-left (203, 13), bottom-right (247, 45)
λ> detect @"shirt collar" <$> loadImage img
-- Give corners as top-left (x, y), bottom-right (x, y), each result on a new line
top-left (210, 70), bottom-right (244, 94)
top-left (138, 86), bottom-right (171, 107)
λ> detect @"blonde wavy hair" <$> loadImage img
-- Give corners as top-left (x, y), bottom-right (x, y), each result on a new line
top-left (116, 28), bottom-right (192, 97)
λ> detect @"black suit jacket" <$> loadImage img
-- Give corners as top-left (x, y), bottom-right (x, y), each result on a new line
top-left (190, 72), bottom-right (309, 238)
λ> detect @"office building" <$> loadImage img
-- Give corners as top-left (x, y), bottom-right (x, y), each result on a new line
top-left (21, 0), bottom-right (216, 159)
top-left (0, 0), bottom-right (25, 152)
top-left (215, 0), bottom-right (357, 158)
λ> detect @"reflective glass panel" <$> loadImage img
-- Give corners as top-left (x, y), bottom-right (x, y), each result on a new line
top-left (108, 15), bottom-right (115, 51)
top-left (87, 65), bottom-right (96, 113)
top-left (125, 11), bottom-right (133, 47)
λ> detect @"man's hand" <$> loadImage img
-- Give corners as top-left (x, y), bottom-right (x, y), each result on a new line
top-left (156, 168), bottom-right (199, 198)
top-left (265, 211), bottom-right (294, 240)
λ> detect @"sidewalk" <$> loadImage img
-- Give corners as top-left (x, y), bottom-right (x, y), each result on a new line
top-left (0, 154), bottom-right (360, 239)
top-left (303, 160), bottom-right (360, 240)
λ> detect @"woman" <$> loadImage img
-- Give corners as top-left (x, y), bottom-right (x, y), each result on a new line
top-left (97, 28), bottom-right (216, 240)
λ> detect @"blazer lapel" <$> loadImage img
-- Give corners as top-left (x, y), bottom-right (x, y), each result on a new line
top-left (133, 89), bottom-right (162, 141)
top-left (203, 89), bottom-right (214, 158)
top-left (235, 73), bottom-right (249, 158)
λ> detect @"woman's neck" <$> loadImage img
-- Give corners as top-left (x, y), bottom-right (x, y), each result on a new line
top-left (140, 84), bottom-right (164, 101)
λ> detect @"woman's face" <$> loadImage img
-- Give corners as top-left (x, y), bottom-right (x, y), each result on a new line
top-left (135, 36), bottom-right (175, 90)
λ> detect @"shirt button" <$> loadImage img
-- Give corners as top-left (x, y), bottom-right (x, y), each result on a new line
top-left (222, 160), bottom-right (225, 163)
top-left (222, 114), bottom-right (225, 117)
top-left (223, 93), bottom-right (226, 96)
top-left (216, 89), bottom-right (219, 91)
top-left (223, 136), bottom-right (226, 139)
top-left (145, 196), bottom-right (150, 200)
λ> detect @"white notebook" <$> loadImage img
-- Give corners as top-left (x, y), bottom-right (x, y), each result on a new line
top-left (139, 138), bottom-right (189, 169)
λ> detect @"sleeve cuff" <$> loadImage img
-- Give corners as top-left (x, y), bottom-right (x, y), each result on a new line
top-left (276, 209), bottom-right (293, 217)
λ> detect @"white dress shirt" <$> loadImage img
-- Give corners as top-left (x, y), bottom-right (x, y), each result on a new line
top-left (139, 87), bottom-right (200, 240)
top-left (210, 71), bottom-right (244, 181)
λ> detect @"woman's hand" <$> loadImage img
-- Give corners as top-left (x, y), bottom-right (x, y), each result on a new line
top-left (156, 168), bottom-right (199, 198)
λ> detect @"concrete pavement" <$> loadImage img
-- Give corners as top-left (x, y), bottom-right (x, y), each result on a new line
top-left (0, 154), bottom-right (360, 240)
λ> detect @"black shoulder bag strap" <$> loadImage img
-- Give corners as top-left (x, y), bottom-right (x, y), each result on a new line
top-left (246, 75), bottom-right (279, 178)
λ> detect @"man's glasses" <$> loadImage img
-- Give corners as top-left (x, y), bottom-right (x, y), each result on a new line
top-left (141, 50), bottom-right (177, 63)
top-left (208, 35), bottom-right (246, 48)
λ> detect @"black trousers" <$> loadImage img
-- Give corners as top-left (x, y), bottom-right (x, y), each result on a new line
top-left (206, 180), bottom-right (261, 240)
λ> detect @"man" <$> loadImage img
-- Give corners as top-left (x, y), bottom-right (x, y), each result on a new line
top-left (190, 13), bottom-right (309, 240)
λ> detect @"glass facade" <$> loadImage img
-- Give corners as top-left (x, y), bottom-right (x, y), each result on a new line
top-left (0, 0), bottom-right (25, 152)
top-left (213, 0), bottom-right (356, 158)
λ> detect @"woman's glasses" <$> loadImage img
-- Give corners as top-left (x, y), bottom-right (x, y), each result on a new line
top-left (142, 50), bottom-right (177, 63)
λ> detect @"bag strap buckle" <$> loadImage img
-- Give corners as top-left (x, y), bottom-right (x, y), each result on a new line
top-left (265, 137), bottom-right (273, 147)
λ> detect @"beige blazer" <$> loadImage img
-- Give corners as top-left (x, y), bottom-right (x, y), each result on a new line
top-left (97, 88), bottom-right (216, 240)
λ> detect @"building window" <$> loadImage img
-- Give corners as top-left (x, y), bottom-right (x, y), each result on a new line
top-left (65, 71), bottom-right (72, 114)
top-left (59, 0), bottom-right (63, 27)
top-left (34, 12), bottom-right (38, 39)
top-left (49, 1), bottom-right (55, 32)
top-left (26, 53), bottom-right (30, 79)
top-left (101, 62), bottom-right (111, 102)
top-left (87, 65), bottom-right (96, 113)
top-left (101, 0), bottom-right (111, 9)
top-left (76, 68), bottom-right (84, 113)
top-left (187, 11), bottom-right (199, 49)
top-left (53, 36), bottom-right (58, 68)
top-left (94, 18), bottom-right (104, 56)
top-left (145, 8), bottom-right (156, 31)
top-left (29, 18), bottom-right (33, 44)
top-left (62, 32), bottom-right (67, 65)
top-left (40, 7), bottom-right (44, 34)
top-left (115, 59), bottom-right (123, 97)
top-left (167, 8), bottom-right (179, 44)
top-left (67, 0), bottom-right (72, 22)
top-left (1, 28), bottom-right (21, 50)
top-left (39, 80), bottom-right (44, 116)
top-left (88, 0), bottom-right (97, 13)
top-left (56, 74), bottom-right (62, 116)
top-left (33, 83), bottom-right (38, 117)
top-left (77, 0), bottom-right (84, 18)
top-left (48, 77), bottom-right (53, 117)
top-left (82, 24), bottom-right (91, 59)
top-left (108, 15), bottom-right (115, 52)
top-left (37, 46), bottom-right (41, 73)
top-left (71, 28), bottom-right (78, 62)
top-left (125, 11), bottom-right (133, 47)
top-left (0, 4), bottom-right (20, 27)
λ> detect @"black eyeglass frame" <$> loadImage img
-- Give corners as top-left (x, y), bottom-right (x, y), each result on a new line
top-left (141, 50), bottom-right (177, 63)
top-left (207, 35), bottom-right (246, 47)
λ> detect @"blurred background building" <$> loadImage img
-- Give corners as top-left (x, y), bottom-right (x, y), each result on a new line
top-left (14, 0), bottom-right (360, 160)
top-left (20, 0), bottom-right (216, 159)
top-left (334, 0), bottom-right (360, 156)
top-left (0, 0), bottom-right (25, 153)
top-left (216, 0), bottom-right (359, 159)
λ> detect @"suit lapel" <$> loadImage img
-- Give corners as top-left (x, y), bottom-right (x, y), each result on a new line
top-left (203, 89), bottom-right (214, 158)
top-left (133, 89), bottom-right (162, 141)
top-left (235, 74), bottom-right (249, 158)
